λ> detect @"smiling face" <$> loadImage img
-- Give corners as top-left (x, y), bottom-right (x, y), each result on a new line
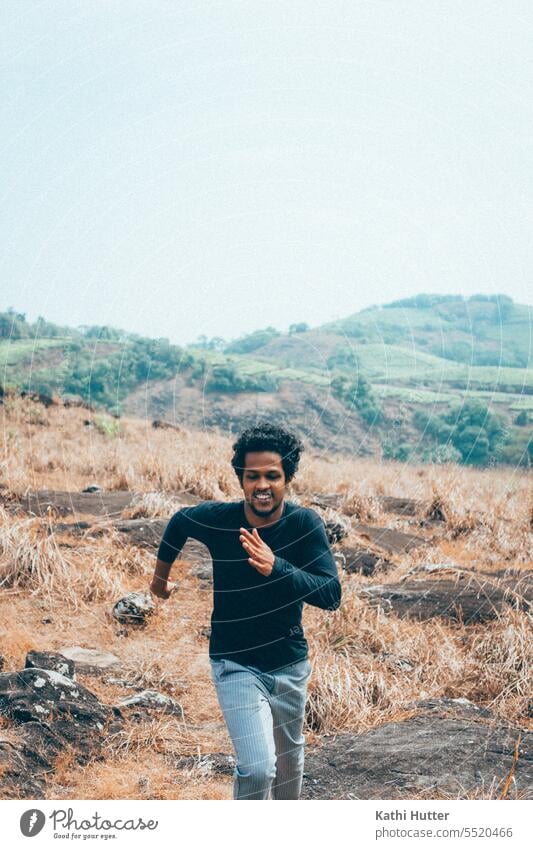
top-left (240, 450), bottom-right (288, 523)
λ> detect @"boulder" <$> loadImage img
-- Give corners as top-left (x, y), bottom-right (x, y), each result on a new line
top-left (379, 496), bottom-right (424, 516)
top-left (24, 650), bottom-right (75, 679)
top-left (0, 667), bottom-right (122, 798)
top-left (111, 519), bottom-right (166, 548)
top-left (359, 575), bottom-right (529, 624)
top-left (0, 668), bottom-right (110, 729)
top-left (112, 592), bottom-right (155, 625)
top-left (19, 490), bottom-right (135, 518)
top-left (353, 523), bottom-right (428, 555)
top-left (0, 738), bottom-right (50, 799)
top-left (58, 647), bottom-right (120, 675)
top-left (301, 700), bottom-right (532, 799)
top-left (338, 546), bottom-right (394, 576)
top-left (115, 689), bottom-right (184, 719)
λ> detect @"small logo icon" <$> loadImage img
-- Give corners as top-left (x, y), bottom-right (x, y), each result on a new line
top-left (20, 809), bottom-right (46, 837)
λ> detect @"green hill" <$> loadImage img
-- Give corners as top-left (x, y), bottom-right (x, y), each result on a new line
top-left (1, 296), bottom-right (531, 467)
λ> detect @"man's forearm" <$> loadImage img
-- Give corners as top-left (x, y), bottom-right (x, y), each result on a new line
top-left (150, 558), bottom-right (173, 592)
top-left (271, 555), bottom-right (341, 610)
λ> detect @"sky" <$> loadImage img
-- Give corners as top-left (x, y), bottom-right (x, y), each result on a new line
top-left (1, 0), bottom-right (532, 345)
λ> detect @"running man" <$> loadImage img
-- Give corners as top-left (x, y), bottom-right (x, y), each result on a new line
top-left (150, 422), bottom-right (342, 800)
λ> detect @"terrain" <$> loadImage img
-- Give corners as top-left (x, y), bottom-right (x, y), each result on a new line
top-left (0, 394), bottom-right (531, 799)
top-left (1, 292), bottom-right (532, 466)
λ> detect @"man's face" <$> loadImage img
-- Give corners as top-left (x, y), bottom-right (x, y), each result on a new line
top-left (240, 451), bottom-right (287, 517)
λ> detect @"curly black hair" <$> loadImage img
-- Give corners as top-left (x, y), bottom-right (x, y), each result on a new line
top-left (231, 422), bottom-right (304, 483)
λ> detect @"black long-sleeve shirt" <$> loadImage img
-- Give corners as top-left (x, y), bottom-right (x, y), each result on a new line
top-left (157, 499), bottom-right (342, 672)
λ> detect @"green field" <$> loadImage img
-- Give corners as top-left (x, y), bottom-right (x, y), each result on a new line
top-left (0, 338), bottom-right (68, 367)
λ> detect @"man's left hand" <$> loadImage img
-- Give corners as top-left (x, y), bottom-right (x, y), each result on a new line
top-left (239, 527), bottom-right (275, 576)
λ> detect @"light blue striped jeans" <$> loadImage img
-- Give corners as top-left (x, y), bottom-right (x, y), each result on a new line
top-left (209, 656), bottom-right (313, 800)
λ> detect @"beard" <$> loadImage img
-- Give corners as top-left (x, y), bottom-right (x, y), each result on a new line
top-left (247, 497), bottom-right (282, 517)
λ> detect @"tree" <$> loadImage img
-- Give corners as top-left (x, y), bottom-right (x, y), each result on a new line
top-left (413, 400), bottom-right (506, 465)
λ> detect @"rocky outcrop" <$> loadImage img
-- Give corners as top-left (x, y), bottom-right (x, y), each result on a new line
top-left (359, 574), bottom-right (531, 624)
top-left (0, 660), bottom-right (123, 798)
top-left (24, 650), bottom-right (75, 679)
top-left (301, 699), bottom-right (532, 799)
top-left (57, 647), bottom-right (120, 676)
top-left (336, 546), bottom-right (394, 576)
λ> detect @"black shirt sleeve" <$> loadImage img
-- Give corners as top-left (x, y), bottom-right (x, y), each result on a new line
top-left (156, 502), bottom-right (215, 564)
top-left (269, 508), bottom-right (342, 610)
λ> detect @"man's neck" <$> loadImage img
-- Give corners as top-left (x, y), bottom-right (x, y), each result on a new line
top-left (243, 498), bottom-right (286, 528)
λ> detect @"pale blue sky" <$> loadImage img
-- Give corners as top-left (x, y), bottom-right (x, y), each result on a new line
top-left (1, 1), bottom-right (532, 344)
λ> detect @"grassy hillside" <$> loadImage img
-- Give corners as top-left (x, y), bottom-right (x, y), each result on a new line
top-left (322, 294), bottom-right (531, 369)
top-left (1, 296), bottom-right (532, 467)
top-left (0, 398), bottom-right (531, 800)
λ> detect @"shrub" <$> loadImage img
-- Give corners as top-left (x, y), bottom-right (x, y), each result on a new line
top-left (94, 415), bottom-right (121, 437)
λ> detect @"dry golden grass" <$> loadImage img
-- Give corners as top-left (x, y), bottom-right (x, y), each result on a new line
top-left (0, 397), bottom-right (531, 800)
top-left (48, 751), bottom-right (230, 800)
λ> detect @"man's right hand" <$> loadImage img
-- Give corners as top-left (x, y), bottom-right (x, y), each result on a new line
top-left (149, 576), bottom-right (175, 600)
top-left (150, 558), bottom-right (176, 600)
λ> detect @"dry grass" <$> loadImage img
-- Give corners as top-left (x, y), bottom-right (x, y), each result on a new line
top-left (0, 398), bottom-right (531, 800)
top-left (0, 508), bottom-right (73, 600)
top-left (48, 750), bottom-right (230, 800)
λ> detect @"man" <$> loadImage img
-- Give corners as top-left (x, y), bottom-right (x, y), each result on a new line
top-left (150, 422), bottom-right (341, 800)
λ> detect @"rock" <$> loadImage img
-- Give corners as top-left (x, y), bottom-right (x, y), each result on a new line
top-left (0, 668), bottom-right (110, 729)
top-left (413, 562), bottom-right (459, 574)
top-left (0, 739), bottom-right (49, 799)
top-left (312, 506), bottom-right (351, 544)
top-left (111, 519), bottom-right (166, 548)
top-left (353, 523), bottom-right (428, 555)
top-left (360, 576), bottom-right (530, 624)
top-left (339, 546), bottom-right (394, 576)
top-left (478, 569), bottom-right (533, 607)
top-left (62, 395), bottom-right (87, 408)
top-left (308, 494), bottom-right (344, 510)
top-left (190, 563), bottom-right (213, 581)
top-left (301, 704), bottom-right (532, 799)
top-left (58, 647), bottom-right (120, 675)
top-left (112, 592), bottom-right (155, 625)
top-left (0, 667), bottom-right (123, 798)
top-left (20, 720), bottom-right (65, 760)
top-left (51, 521), bottom-right (91, 534)
top-left (333, 551), bottom-right (346, 572)
top-left (152, 420), bottom-right (182, 431)
top-left (19, 490), bottom-right (135, 518)
top-left (379, 496), bottom-right (424, 516)
top-left (407, 697), bottom-right (496, 721)
top-left (426, 497), bottom-right (447, 522)
top-left (115, 689), bottom-right (184, 718)
top-left (24, 650), bottom-right (75, 679)
top-left (174, 752), bottom-right (235, 775)
top-left (111, 521), bottom-right (209, 565)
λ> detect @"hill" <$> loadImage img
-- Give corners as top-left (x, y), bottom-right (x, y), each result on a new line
top-left (0, 397), bottom-right (531, 800)
top-left (1, 295), bottom-right (532, 466)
